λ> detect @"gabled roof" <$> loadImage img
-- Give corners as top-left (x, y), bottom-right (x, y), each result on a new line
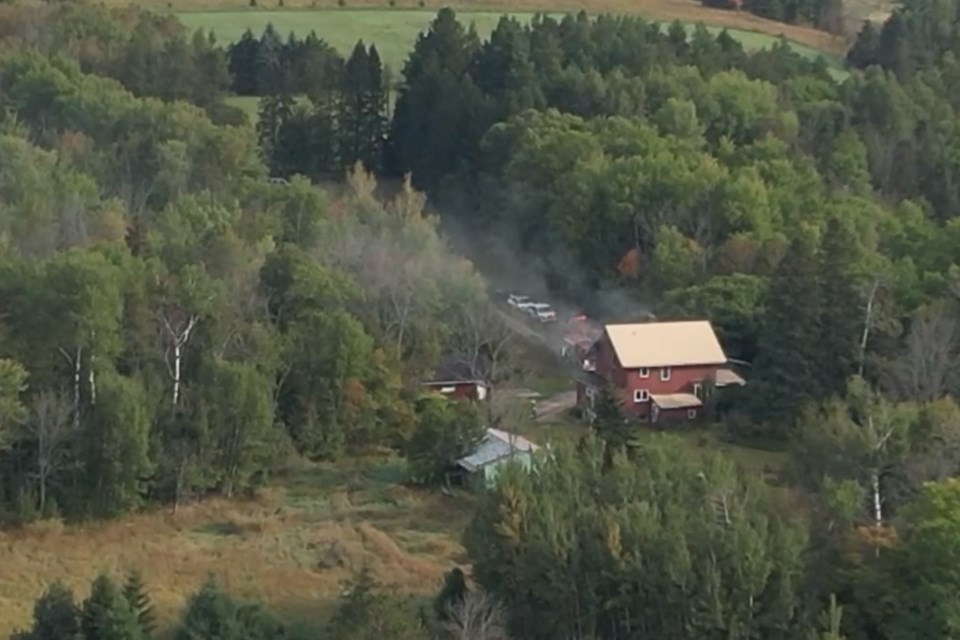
top-left (423, 357), bottom-right (486, 385)
top-left (604, 320), bottom-right (726, 368)
top-left (457, 428), bottom-right (539, 472)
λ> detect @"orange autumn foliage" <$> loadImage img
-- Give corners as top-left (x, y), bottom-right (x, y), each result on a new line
top-left (617, 248), bottom-right (642, 280)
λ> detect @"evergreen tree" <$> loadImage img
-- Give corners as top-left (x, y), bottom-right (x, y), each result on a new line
top-left (341, 41), bottom-right (372, 170)
top-left (434, 567), bottom-right (469, 621)
top-left (465, 435), bottom-right (809, 640)
top-left (256, 24), bottom-right (285, 95)
top-left (390, 7), bottom-right (484, 189)
top-left (228, 29), bottom-right (260, 96)
top-left (752, 231), bottom-right (823, 431)
top-left (81, 575), bottom-right (144, 640)
top-left (176, 578), bottom-right (286, 640)
top-left (404, 396), bottom-right (485, 485)
top-left (818, 217), bottom-right (863, 396)
top-left (847, 21), bottom-right (880, 68)
top-left (14, 581), bottom-right (80, 640)
top-left (340, 42), bottom-right (386, 172)
top-left (877, 11), bottom-right (914, 80)
top-left (257, 93), bottom-right (295, 173)
top-left (190, 30), bottom-right (232, 108)
top-left (362, 44), bottom-right (387, 170)
top-left (328, 568), bottom-right (423, 640)
top-left (122, 571), bottom-right (156, 638)
top-left (591, 385), bottom-right (631, 456)
top-left (816, 595), bottom-right (845, 640)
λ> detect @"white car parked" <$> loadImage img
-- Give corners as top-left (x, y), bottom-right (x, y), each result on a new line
top-left (507, 294), bottom-right (535, 311)
top-left (528, 303), bottom-right (557, 323)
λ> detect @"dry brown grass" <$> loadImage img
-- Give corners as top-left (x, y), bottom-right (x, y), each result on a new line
top-left (0, 458), bottom-right (473, 639)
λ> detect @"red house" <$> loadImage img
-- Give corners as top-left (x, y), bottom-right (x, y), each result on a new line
top-left (422, 359), bottom-right (489, 401)
top-left (576, 320), bottom-right (745, 423)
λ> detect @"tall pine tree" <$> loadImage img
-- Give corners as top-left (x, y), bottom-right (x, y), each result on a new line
top-left (81, 575), bottom-right (144, 640)
top-left (819, 216), bottom-right (864, 397)
top-left (13, 581), bottom-right (80, 640)
top-left (122, 570), bottom-right (156, 638)
top-left (752, 231), bottom-right (823, 432)
top-left (340, 42), bottom-right (386, 172)
top-left (591, 384), bottom-right (631, 457)
top-left (228, 29), bottom-right (260, 95)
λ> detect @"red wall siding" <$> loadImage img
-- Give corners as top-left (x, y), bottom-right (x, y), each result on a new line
top-left (594, 335), bottom-right (625, 387)
top-left (423, 382), bottom-right (479, 400)
top-left (590, 332), bottom-right (720, 418)
top-left (620, 364), bottom-right (718, 417)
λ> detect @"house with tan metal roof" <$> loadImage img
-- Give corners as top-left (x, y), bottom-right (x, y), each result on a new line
top-left (576, 320), bottom-right (745, 423)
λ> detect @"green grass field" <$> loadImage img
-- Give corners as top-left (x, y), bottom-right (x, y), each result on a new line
top-left (178, 9), bottom-right (845, 75)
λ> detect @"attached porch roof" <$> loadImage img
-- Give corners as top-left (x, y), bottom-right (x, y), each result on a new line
top-left (715, 368), bottom-right (746, 387)
top-left (651, 393), bottom-right (703, 410)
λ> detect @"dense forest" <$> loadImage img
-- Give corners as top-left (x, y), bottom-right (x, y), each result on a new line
top-left (5, 0), bottom-right (960, 639)
top-left (700, 0), bottom-right (845, 34)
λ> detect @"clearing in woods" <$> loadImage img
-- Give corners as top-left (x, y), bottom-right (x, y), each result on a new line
top-left (160, 0), bottom-right (850, 56)
top-left (0, 456), bottom-right (472, 639)
top-left (177, 8), bottom-right (847, 73)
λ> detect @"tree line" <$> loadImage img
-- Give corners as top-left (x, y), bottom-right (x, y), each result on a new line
top-left (0, 48), bottom-right (498, 521)
top-left (15, 567), bottom-right (461, 640)
top-left (378, 9), bottom-right (960, 434)
top-left (700, 0), bottom-right (845, 35)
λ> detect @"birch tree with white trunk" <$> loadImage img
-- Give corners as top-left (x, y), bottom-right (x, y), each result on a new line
top-left (47, 252), bottom-right (125, 425)
top-left (21, 391), bottom-right (74, 514)
top-left (151, 263), bottom-right (217, 407)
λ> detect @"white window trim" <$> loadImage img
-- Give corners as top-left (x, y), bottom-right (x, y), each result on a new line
top-left (660, 367), bottom-right (672, 381)
top-left (638, 367), bottom-right (650, 378)
top-left (693, 383), bottom-right (703, 398)
top-left (634, 389), bottom-right (649, 403)
top-left (687, 408), bottom-right (697, 420)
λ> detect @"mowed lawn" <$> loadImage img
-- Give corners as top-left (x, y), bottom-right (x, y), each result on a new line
top-left (178, 9), bottom-right (845, 75)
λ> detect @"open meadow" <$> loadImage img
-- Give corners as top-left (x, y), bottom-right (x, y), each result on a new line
top-left (156, 0), bottom-right (851, 55)
top-left (178, 8), bottom-right (847, 73)
top-left (0, 457), bottom-right (473, 639)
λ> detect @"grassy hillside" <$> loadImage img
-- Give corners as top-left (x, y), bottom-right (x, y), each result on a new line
top-left (164, 2), bottom-right (850, 56)
top-left (179, 8), bottom-right (846, 74)
top-left (0, 415), bottom-right (786, 639)
top-left (0, 457), bottom-right (471, 639)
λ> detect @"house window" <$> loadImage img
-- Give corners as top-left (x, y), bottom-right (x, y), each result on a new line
top-left (687, 409), bottom-right (697, 420)
top-left (693, 383), bottom-right (703, 398)
top-left (639, 367), bottom-right (650, 378)
top-left (634, 389), bottom-right (650, 403)
top-left (439, 386), bottom-right (456, 393)
top-left (661, 367), bottom-right (672, 381)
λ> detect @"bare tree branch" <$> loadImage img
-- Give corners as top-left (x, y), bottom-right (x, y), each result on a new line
top-left (888, 300), bottom-right (960, 402)
top-left (442, 591), bottom-right (510, 640)
top-left (21, 391), bottom-right (74, 514)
